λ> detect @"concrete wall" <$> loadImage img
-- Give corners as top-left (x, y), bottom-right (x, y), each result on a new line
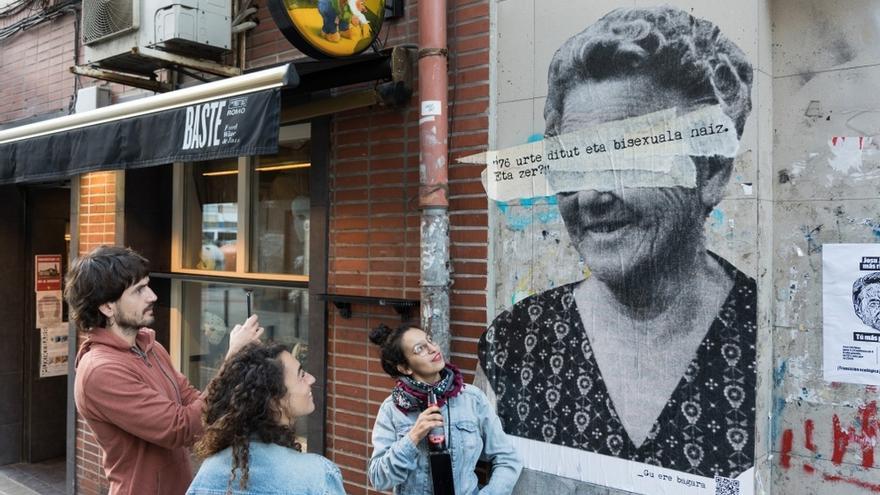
top-left (770, 1), bottom-right (880, 493)
top-left (488, 1), bottom-right (773, 493)
top-left (487, 0), bottom-right (880, 494)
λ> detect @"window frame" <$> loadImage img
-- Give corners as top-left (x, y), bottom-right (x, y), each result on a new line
top-left (170, 148), bottom-right (311, 283)
top-left (166, 118), bottom-right (329, 454)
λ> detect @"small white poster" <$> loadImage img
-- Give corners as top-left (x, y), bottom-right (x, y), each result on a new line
top-left (823, 243), bottom-right (880, 384)
top-left (35, 290), bottom-right (63, 328)
top-left (40, 323), bottom-right (69, 378)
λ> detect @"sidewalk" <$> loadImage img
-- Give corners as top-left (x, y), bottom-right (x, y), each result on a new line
top-left (0, 458), bottom-right (65, 495)
top-left (0, 475), bottom-right (40, 495)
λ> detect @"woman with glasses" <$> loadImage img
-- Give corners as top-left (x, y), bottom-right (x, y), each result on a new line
top-left (367, 323), bottom-right (522, 495)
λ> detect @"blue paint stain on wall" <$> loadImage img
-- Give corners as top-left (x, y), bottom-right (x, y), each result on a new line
top-left (519, 196), bottom-right (557, 206)
top-left (709, 208), bottom-right (725, 230)
top-left (495, 196), bottom-right (560, 231)
top-left (771, 397), bottom-right (787, 444)
top-left (526, 133), bottom-right (544, 143)
top-left (864, 219), bottom-right (880, 239)
top-left (773, 360), bottom-right (787, 388)
top-left (770, 360), bottom-right (788, 444)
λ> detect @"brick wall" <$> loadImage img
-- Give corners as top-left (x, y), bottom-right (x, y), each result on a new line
top-left (0, 4), bottom-right (145, 126)
top-left (74, 171), bottom-right (119, 495)
top-left (7, 0), bottom-right (488, 492)
top-left (0, 3), bottom-right (77, 123)
top-left (319, 1), bottom-right (491, 493)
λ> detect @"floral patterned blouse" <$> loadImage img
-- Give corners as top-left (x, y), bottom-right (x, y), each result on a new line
top-left (478, 254), bottom-right (756, 479)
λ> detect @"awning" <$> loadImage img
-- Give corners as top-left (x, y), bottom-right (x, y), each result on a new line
top-left (0, 63), bottom-right (299, 185)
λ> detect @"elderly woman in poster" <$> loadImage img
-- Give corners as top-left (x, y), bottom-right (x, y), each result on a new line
top-left (478, 6), bottom-right (756, 480)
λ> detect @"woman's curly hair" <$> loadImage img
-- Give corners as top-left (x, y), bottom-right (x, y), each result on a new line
top-left (195, 342), bottom-right (300, 492)
top-left (544, 6), bottom-right (753, 138)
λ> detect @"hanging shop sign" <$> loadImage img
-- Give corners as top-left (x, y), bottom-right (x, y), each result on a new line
top-left (268, 0), bottom-right (386, 59)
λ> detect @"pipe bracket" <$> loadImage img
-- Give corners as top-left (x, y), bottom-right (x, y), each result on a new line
top-left (418, 48), bottom-right (448, 59)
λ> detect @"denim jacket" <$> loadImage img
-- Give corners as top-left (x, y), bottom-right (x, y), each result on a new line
top-left (368, 385), bottom-right (522, 495)
top-left (187, 441), bottom-right (346, 495)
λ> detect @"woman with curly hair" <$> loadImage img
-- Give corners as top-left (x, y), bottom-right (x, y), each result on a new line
top-left (187, 342), bottom-right (345, 494)
top-left (478, 6), bottom-right (757, 480)
top-left (367, 323), bottom-right (521, 495)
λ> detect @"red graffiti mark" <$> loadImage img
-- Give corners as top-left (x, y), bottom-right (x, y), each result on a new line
top-left (832, 401), bottom-right (877, 468)
top-left (832, 136), bottom-right (839, 146)
top-left (823, 473), bottom-right (880, 493)
top-left (780, 428), bottom-right (794, 469)
top-left (805, 419), bottom-right (817, 452)
top-left (780, 402), bottom-right (880, 490)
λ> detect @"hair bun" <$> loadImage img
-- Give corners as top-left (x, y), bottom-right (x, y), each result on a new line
top-left (369, 324), bottom-right (393, 346)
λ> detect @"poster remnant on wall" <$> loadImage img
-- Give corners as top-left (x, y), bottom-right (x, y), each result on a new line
top-left (35, 254), bottom-right (64, 327)
top-left (476, 6), bottom-right (757, 495)
top-left (35, 254), bottom-right (62, 292)
top-left (481, 105), bottom-right (741, 202)
top-left (36, 290), bottom-right (63, 328)
top-left (823, 243), bottom-right (880, 385)
top-left (40, 323), bottom-right (69, 378)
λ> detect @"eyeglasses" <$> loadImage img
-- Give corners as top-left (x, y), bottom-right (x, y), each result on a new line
top-left (411, 335), bottom-right (436, 356)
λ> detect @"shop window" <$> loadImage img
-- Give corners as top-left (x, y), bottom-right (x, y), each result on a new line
top-left (179, 280), bottom-right (311, 447)
top-left (180, 282), bottom-right (309, 388)
top-left (181, 158), bottom-right (239, 272)
top-left (167, 122), bottom-right (324, 452)
top-left (251, 126), bottom-right (311, 275)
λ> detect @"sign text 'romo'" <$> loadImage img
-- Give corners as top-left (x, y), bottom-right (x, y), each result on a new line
top-left (181, 95), bottom-right (251, 151)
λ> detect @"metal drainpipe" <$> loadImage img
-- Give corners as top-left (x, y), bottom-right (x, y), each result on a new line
top-left (418, 0), bottom-right (451, 357)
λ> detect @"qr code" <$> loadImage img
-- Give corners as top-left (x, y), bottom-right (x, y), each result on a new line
top-left (714, 476), bottom-right (740, 495)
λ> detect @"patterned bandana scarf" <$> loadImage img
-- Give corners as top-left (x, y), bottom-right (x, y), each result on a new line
top-left (391, 363), bottom-right (465, 413)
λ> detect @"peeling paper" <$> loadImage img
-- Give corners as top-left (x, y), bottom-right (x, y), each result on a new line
top-left (480, 105), bottom-right (740, 201)
top-left (828, 136), bottom-right (868, 173)
top-left (421, 100), bottom-right (441, 116)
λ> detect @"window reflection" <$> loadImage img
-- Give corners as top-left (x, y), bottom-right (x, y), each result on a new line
top-left (181, 281), bottom-right (310, 390)
top-left (251, 126), bottom-right (310, 275)
top-left (183, 159), bottom-right (239, 272)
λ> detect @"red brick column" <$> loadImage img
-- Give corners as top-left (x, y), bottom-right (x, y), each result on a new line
top-left (74, 171), bottom-right (120, 495)
top-left (324, 2), bottom-right (490, 493)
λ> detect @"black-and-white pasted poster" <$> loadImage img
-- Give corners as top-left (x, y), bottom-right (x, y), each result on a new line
top-left (477, 5), bottom-right (757, 495)
top-left (823, 243), bottom-right (880, 385)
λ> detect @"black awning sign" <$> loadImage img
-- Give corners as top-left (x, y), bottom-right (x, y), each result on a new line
top-left (180, 94), bottom-right (258, 151)
top-left (0, 88), bottom-right (282, 185)
top-left (268, 0), bottom-right (386, 59)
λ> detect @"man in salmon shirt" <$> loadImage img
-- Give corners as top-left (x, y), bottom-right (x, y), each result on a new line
top-left (66, 246), bottom-right (262, 495)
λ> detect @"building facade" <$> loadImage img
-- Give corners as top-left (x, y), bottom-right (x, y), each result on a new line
top-left (1, 0), bottom-right (880, 495)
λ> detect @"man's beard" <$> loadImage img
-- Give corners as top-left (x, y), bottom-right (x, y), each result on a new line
top-left (115, 308), bottom-right (154, 335)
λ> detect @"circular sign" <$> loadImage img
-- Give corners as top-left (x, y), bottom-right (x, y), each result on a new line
top-left (268, 0), bottom-right (386, 59)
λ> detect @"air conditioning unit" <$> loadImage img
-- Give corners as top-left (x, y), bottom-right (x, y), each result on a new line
top-left (82, 0), bottom-right (231, 75)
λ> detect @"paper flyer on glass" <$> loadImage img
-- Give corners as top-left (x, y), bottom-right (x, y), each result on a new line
top-left (40, 323), bottom-right (69, 378)
top-left (36, 290), bottom-right (63, 328)
top-left (823, 243), bottom-right (880, 385)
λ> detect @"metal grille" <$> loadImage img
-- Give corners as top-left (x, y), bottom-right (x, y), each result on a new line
top-left (82, 0), bottom-right (134, 45)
